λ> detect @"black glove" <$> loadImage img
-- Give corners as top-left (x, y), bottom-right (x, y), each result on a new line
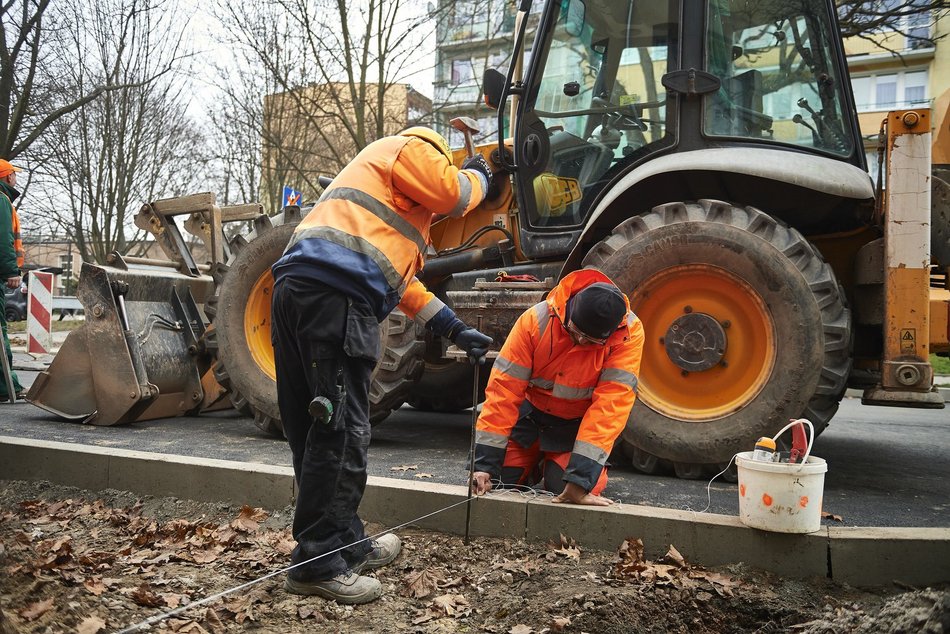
top-left (461, 154), bottom-right (494, 197)
top-left (453, 327), bottom-right (493, 365)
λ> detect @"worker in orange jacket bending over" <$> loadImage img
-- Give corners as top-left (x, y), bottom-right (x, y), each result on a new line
top-left (470, 269), bottom-right (644, 506)
top-left (271, 127), bottom-right (493, 604)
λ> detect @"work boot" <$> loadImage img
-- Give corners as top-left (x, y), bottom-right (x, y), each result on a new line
top-left (352, 533), bottom-right (402, 574)
top-left (283, 570), bottom-right (382, 604)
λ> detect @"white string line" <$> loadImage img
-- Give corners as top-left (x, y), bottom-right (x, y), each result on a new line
top-left (694, 453), bottom-right (739, 514)
top-left (115, 495), bottom-right (477, 634)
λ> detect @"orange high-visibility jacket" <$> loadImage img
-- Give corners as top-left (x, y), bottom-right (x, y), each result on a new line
top-left (475, 269), bottom-right (645, 491)
top-left (274, 136), bottom-right (486, 327)
top-left (12, 207), bottom-right (23, 269)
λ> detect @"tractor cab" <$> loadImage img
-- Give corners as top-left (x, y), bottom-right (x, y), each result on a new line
top-left (486, 0), bottom-right (865, 259)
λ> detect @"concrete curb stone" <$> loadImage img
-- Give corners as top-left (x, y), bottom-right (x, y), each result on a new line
top-left (2, 435), bottom-right (948, 588)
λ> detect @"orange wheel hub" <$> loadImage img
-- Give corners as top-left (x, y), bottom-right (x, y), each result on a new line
top-left (244, 270), bottom-right (276, 381)
top-left (631, 264), bottom-right (775, 421)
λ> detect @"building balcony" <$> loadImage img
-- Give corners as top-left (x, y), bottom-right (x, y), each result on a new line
top-left (434, 83), bottom-right (483, 106)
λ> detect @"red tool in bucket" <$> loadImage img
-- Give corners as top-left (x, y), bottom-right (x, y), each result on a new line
top-left (736, 419), bottom-right (828, 533)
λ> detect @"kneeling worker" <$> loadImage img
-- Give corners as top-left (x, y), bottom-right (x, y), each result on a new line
top-left (470, 269), bottom-right (644, 505)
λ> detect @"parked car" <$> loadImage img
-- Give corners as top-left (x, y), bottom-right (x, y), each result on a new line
top-left (4, 284), bottom-right (26, 322)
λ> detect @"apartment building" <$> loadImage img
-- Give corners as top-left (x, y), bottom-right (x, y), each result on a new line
top-left (432, 2), bottom-right (948, 170)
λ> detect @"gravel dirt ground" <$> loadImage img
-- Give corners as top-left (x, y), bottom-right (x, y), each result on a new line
top-left (0, 479), bottom-right (947, 634)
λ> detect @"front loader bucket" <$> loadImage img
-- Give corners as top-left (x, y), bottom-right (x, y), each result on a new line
top-left (27, 260), bottom-right (227, 425)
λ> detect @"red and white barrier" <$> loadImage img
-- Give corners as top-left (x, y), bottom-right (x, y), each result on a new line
top-left (27, 270), bottom-right (53, 354)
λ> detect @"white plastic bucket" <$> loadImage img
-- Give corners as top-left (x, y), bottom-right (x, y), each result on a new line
top-left (735, 419), bottom-right (828, 534)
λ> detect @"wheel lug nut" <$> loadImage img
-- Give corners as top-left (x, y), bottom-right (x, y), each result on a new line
top-left (683, 305), bottom-right (692, 313)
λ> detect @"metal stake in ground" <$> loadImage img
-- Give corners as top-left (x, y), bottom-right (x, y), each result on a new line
top-left (0, 328), bottom-right (17, 403)
top-left (464, 316), bottom-right (482, 545)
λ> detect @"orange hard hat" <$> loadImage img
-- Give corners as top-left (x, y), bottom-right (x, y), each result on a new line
top-left (0, 159), bottom-right (22, 178)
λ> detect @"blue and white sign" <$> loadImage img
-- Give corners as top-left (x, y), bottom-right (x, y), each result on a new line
top-left (283, 185), bottom-right (303, 208)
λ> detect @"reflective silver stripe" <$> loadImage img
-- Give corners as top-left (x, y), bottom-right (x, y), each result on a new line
top-left (533, 302), bottom-right (551, 337)
top-left (494, 355), bottom-right (532, 381)
top-left (626, 312), bottom-right (636, 326)
top-left (552, 383), bottom-right (594, 400)
top-left (475, 429), bottom-right (509, 448)
top-left (529, 377), bottom-right (554, 390)
top-left (414, 296), bottom-right (446, 325)
top-left (321, 187), bottom-right (428, 254)
top-left (449, 170), bottom-right (488, 218)
top-left (529, 377), bottom-right (595, 400)
top-left (449, 172), bottom-right (476, 218)
top-left (573, 440), bottom-right (609, 465)
top-left (599, 367), bottom-right (639, 391)
top-left (289, 226), bottom-right (406, 293)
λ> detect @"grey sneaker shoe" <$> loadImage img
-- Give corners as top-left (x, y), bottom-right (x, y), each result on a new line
top-left (352, 533), bottom-right (402, 574)
top-left (283, 570), bottom-right (382, 604)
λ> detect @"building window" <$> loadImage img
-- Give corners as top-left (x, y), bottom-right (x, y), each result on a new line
top-left (58, 254), bottom-right (72, 292)
top-left (851, 69), bottom-right (928, 112)
top-left (451, 58), bottom-right (476, 85)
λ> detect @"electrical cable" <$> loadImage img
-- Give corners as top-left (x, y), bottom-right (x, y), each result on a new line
top-left (115, 495), bottom-right (477, 634)
top-left (436, 225), bottom-right (515, 257)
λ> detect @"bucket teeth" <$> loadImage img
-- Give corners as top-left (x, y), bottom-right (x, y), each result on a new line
top-left (253, 214), bottom-right (273, 235)
top-left (228, 234), bottom-right (248, 256)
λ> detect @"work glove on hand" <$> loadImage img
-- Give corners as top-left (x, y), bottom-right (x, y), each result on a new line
top-left (453, 327), bottom-right (493, 365)
top-left (461, 154), bottom-right (494, 197)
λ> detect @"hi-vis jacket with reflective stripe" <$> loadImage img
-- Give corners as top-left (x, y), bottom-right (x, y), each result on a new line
top-left (475, 269), bottom-right (645, 491)
top-left (272, 135), bottom-right (487, 327)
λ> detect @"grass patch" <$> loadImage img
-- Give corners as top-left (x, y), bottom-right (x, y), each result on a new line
top-left (932, 354), bottom-right (950, 381)
top-left (6, 317), bottom-right (84, 334)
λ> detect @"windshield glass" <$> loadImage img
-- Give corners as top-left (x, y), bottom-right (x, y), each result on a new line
top-left (705, 0), bottom-right (855, 156)
top-left (524, 0), bottom-right (677, 228)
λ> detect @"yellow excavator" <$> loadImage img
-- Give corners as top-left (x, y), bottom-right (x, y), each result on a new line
top-left (29, 0), bottom-right (949, 479)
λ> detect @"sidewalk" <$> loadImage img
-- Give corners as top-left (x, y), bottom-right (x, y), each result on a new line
top-left (7, 329), bottom-right (66, 371)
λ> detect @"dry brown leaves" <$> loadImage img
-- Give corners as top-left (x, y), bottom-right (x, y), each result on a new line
top-left (546, 534), bottom-right (581, 562)
top-left (413, 592), bottom-right (473, 623)
top-left (613, 537), bottom-right (743, 597)
top-left (4, 496), bottom-right (289, 630)
top-left (821, 510), bottom-right (844, 522)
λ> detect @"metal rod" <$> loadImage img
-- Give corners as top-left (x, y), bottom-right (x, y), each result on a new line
top-left (464, 316), bottom-right (482, 544)
top-left (0, 323), bottom-right (17, 403)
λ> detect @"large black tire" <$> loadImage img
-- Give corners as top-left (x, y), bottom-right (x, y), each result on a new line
top-left (583, 199), bottom-right (851, 475)
top-left (207, 210), bottom-right (425, 436)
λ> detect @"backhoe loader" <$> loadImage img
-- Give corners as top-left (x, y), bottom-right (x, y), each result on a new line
top-left (30, 0), bottom-right (949, 479)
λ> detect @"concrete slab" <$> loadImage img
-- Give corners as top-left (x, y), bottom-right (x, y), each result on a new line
top-left (828, 526), bottom-right (950, 587)
top-left (525, 498), bottom-right (829, 580)
top-left (2, 435), bottom-right (948, 588)
top-left (0, 436), bottom-right (294, 509)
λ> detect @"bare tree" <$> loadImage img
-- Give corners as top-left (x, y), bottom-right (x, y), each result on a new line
top-left (27, 0), bottom-right (202, 264)
top-left (210, 0), bottom-right (435, 213)
top-left (838, 1), bottom-right (949, 46)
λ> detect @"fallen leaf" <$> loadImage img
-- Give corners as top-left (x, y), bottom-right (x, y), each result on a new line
top-left (431, 593), bottom-right (471, 617)
top-left (821, 511), bottom-right (844, 522)
top-left (550, 534), bottom-right (580, 562)
top-left (84, 577), bottom-right (107, 596)
top-left (77, 616), bottom-right (107, 634)
top-left (231, 506), bottom-right (268, 532)
top-left (391, 464), bottom-right (418, 472)
top-left (404, 567), bottom-right (447, 599)
top-left (204, 607), bottom-right (226, 634)
top-left (509, 625), bottom-right (534, 634)
top-left (414, 472), bottom-right (433, 479)
top-left (582, 571), bottom-right (602, 584)
top-left (665, 544), bottom-right (687, 568)
top-left (130, 583), bottom-right (164, 607)
top-left (551, 616), bottom-right (571, 631)
top-left (19, 597), bottom-right (54, 621)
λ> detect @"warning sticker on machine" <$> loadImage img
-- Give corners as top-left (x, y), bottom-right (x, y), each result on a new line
top-left (900, 328), bottom-right (916, 353)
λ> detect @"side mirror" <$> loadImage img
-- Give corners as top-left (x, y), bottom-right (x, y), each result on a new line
top-left (482, 68), bottom-right (507, 110)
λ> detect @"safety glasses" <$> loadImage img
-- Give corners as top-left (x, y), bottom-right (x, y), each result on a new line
top-left (565, 319), bottom-right (608, 346)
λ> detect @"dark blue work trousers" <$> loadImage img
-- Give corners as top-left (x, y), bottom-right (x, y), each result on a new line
top-left (271, 276), bottom-right (379, 581)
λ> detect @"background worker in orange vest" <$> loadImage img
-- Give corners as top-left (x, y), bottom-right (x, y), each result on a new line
top-left (271, 127), bottom-right (493, 603)
top-left (470, 269), bottom-right (644, 506)
top-left (0, 159), bottom-right (25, 400)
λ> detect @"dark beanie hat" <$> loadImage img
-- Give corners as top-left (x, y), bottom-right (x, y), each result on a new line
top-left (569, 282), bottom-right (626, 340)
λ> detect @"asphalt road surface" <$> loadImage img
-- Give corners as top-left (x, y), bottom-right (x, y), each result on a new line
top-left (2, 379), bottom-right (947, 528)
